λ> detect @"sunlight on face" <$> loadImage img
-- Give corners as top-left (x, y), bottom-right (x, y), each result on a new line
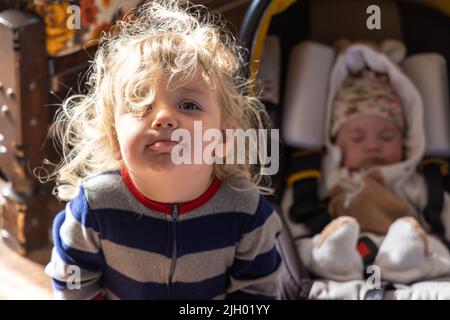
top-left (114, 76), bottom-right (222, 175)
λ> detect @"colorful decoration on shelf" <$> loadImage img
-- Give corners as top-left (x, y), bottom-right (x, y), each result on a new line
top-left (27, 0), bottom-right (141, 57)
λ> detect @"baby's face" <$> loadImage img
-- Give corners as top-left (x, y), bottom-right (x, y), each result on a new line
top-left (114, 76), bottom-right (222, 176)
top-left (335, 115), bottom-right (403, 170)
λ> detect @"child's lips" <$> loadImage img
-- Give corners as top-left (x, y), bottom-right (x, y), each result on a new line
top-left (147, 140), bottom-right (179, 152)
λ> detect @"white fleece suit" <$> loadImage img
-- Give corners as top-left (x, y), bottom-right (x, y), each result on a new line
top-left (298, 44), bottom-right (450, 284)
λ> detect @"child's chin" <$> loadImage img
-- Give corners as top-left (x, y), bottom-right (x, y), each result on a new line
top-left (146, 153), bottom-right (179, 171)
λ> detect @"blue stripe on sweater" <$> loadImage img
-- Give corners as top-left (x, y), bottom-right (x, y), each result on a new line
top-left (177, 212), bottom-right (242, 255)
top-left (71, 208), bottom-right (273, 257)
top-left (52, 277), bottom-right (98, 293)
top-left (240, 196), bottom-right (274, 235)
top-left (103, 264), bottom-right (228, 300)
top-left (232, 246), bottom-right (281, 280)
top-left (68, 186), bottom-right (97, 230)
top-left (52, 278), bottom-right (67, 291)
top-left (89, 208), bottom-right (173, 257)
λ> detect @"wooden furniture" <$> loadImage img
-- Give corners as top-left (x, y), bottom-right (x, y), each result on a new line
top-left (0, 9), bottom-right (59, 255)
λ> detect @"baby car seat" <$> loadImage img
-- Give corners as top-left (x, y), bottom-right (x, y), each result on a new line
top-left (239, 0), bottom-right (450, 299)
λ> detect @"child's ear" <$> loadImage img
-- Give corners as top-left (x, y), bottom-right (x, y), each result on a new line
top-left (113, 145), bottom-right (122, 161)
top-left (113, 151), bottom-right (122, 161)
top-left (111, 133), bottom-right (122, 161)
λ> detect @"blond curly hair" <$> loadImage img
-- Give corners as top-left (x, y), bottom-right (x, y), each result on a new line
top-left (41, 0), bottom-right (273, 201)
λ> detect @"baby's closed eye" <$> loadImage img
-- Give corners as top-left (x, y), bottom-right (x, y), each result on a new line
top-left (349, 132), bottom-right (365, 143)
top-left (379, 130), bottom-right (399, 141)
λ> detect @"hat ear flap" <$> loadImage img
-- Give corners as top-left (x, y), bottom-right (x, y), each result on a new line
top-left (334, 37), bottom-right (351, 53)
top-left (380, 39), bottom-right (406, 64)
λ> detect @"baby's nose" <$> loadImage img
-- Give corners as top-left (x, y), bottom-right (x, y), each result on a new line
top-left (365, 138), bottom-right (382, 151)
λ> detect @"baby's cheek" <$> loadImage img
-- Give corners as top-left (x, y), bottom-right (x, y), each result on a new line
top-left (386, 143), bottom-right (404, 163)
top-left (341, 144), bottom-right (364, 169)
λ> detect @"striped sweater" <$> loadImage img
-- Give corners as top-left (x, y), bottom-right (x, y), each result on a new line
top-left (45, 170), bottom-right (282, 300)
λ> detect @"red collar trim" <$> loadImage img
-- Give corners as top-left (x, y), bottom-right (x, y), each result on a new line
top-left (120, 168), bottom-right (221, 215)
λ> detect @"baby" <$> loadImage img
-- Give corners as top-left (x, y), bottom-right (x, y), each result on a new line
top-left (303, 63), bottom-right (450, 284)
top-left (44, 0), bottom-right (282, 300)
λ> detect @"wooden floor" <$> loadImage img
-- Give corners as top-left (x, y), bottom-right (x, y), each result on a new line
top-left (0, 239), bottom-right (53, 300)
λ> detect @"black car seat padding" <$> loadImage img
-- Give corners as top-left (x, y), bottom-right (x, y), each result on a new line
top-left (309, 0), bottom-right (403, 45)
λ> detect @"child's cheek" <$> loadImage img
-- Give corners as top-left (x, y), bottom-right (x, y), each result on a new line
top-left (116, 120), bottom-right (145, 159)
top-left (123, 130), bottom-right (145, 154)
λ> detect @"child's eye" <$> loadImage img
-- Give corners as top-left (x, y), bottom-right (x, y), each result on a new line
top-left (178, 101), bottom-right (200, 111)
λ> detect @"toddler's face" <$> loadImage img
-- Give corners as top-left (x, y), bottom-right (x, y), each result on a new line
top-left (114, 76), bottom-right (222, 175)
top-left (335, 115), bottom-right (403, 170)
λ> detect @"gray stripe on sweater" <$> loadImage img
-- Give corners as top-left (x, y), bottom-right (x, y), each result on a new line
top-left (236, 212), bottom-right (281, 260)
top-left (83, 173), bottom-right (169, 221)
top-left (59, 204), bottom-right (102, 254)
top-left (178, 177), bottom-right (261, 221)
top-left (101, 240), bottom-right (235, 284)
top-left (172, 246), bottom-right (235, 282)
top-left (45, 248), bottom-right (101, 283)
top-left (102, 240), bottom-right (170, 284)
top-left (84, 173), bottom-right (260, 221)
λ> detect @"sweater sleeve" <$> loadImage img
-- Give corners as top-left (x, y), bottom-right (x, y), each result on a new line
top-left (45, 186), bottom-right (105, 299)
top-left (226, 195), bottom-right (283, 300)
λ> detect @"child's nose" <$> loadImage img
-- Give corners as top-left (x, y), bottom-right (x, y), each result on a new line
top-left (152, 109), bottom-right (178, 129)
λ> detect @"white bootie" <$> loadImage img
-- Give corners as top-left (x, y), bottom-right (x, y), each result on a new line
top-left (375, 217), bottom-right (450, 283)
top-left (311, 216), bottom-right (363, 281)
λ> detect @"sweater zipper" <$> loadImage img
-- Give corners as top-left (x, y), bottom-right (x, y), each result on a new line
top-left (168, 204), bottom-right (178, 297)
